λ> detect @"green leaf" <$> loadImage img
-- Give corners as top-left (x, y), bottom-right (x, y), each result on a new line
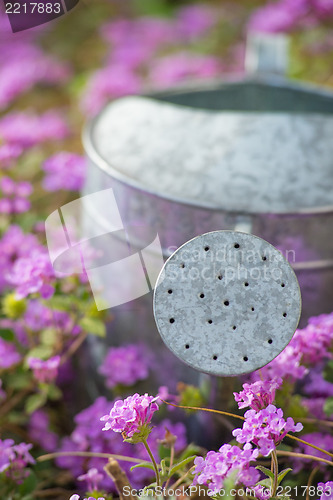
top-left (46, 384), bottom-right (62, 401)
top-left (160, 458), bottom-right (167, 477)
top-left (169, 455), bottom-right (196, 477)
top-left (26, 345), bottom-right (53, 360)
top-left (256, 465), bottom-right (274, 480)
top-left (323, 360), bottom-right (333, 383)
top-left (40, 328), bottom-right (58, 346)
top-left (19, 471), bottom-right (37, 495)
top-left (45, 295), bottom-right (77, 311)
top-left (130, 462), bottom-right (155, 472)
top-left (178, 444), bottom-right (202, 462)
top-left (25, 393), bottom-right (47, 414)
top-left (0, 329), bottom-right (15, 342)
top-left (324, 397), bottom-right (333, 417)
top-left (79, 317), bottom-right (106, 337)
top-left (7, 371), bottom-right (32, 390)
top-left (258, 479), bottom-right (272, 488)
top-left (277, 468), bottom-right (292, 485)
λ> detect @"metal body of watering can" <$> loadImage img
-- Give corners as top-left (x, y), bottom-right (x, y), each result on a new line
top-left (81, 35), bottom-right (333, 395)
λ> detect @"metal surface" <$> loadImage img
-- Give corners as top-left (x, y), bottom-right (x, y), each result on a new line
top-left (153, 231), bottom-right (301, 376)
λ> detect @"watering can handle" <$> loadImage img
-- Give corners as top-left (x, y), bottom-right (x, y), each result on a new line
top-left (245, 32), bottom-right (289, 77)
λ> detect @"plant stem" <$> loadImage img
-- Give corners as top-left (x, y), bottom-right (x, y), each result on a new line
top-left (306, 467), bottom-right (319, 500)
top-left (164, 444), bottom-right (175, 490)
top-left (37, 451), bottom-right (145, 463)
top-left (142, 439), bottom-right (161, 488)
top-left (276, 450), bottom-right (333, 466)
top-left (162, 400), bottom-right (333, 459)
top-left (271, 450), bottom-right (279, 497)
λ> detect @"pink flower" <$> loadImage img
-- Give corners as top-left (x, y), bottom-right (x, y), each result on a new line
top-left (99, 344), bottom-right (149, 389)
top-left (0, 439), bottom-right (35, 484)
top-left (100, 393), bottom-right (159, 440)
top-left (28, 356), bottom-right (61, 384)
top-left (0, 176), bottom-right (32, 214)
top-left (234, 378), bottom-right (282, 410)
top-left (149, 52), bottom-right (221, 88)
top-left (0, 338), bottom-right (21, 368)
top-left (176, 5), bottom-right (216, 40)
top-left (248, 0), bottom-right (309, 33)
top-left (81, 65), bottom-right (141, 116)
top-left (0, 110), bottom-right (69, 149)
top-left (43, 152), bottom-right (86, 192)
top-left (317, 482), bottom-right (333, 500)
top-left (70, 496), bottom-right (105, 500)
top-left (0, 144), bottom-right (22, 169)
top-left (232, 405), bottom-right (303, 456)
top-left (78, 467), bottom-right (103, 491)
top-left (7, 250), bottom-right (55, 299)
top-left (193, 444), bottom-right (259, 495)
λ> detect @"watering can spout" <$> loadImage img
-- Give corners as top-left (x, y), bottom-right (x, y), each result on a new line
top-left (245, 32), bottom-right (289, 77)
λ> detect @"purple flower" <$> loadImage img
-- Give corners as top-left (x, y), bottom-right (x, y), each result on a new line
top-left (28, 355), bottom-right (61, 384)
top-left (0, 176), bottom-right (32, 214)
top-left (70, 496), bottom-right (105, 500)
top-left (0, 338), bottom-right (21, 368)
top-left (23, 299), bottom-right (79, 336)
top-left (42, 152), bottom-right (86, 192)
top-left (234, 378), bottom-right (282, 410)
top-left (100, 393), bottom-right (159, 440)
top-left (78, 467), bottom-right (104, 491)
top-left (99, 344), bottom-right (149, 389)
top-left (176, 5), bottom-right (216, 40)
top-left (193, 444), bottom-right (259, 495)
top-left (232, 405), bottom-right (303, 456)
top-left (248, 0), bottom-right (309, 33)
top-left (7, 249), bottom-right (55, 299)
top-left (149, 52), bottom-right (221, 88)
top-left (57, 397), bottom-right (186, 490)
top-left (0, 225), bottom-right (42, 292)
top-left (0, 110), bottom-right (69, 148)
top-left (317, 482), bottom-right (333, 500)
top-left (29, 410), bottom-right (58, 452)
top-left (293, 433), bottom-right (333, 473)
top-left (0, 143), bottom-right (22, 169)
top-left (0, 439), bottom-right (35, 484)
top-left (81, 65), bottom-right (141, 116)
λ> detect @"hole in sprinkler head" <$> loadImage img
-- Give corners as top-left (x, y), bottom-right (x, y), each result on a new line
top-left (213, 355), bottom-right (218, 360)
top-left (200, 293), bottom-right (205, 299)
top-left (234, 243), bottom-right (240, 249)
top-left (262, 256), bottom-right (267, 261)
top-left (180, 263), bottom-right (185, 268)
top-left (224, 300), bottom-right (229, 306)
top-left (233, 325), bottom-right (237, 330)
top-left (185, 344), bottom-right (190, 349)
top-left (208, 319), bottom-right (213, 324)
top-left (204, 246), bottom-right (210, 252)
top-left (243, 356), bottom-right (248, 362)
top-left (217, 274), bottom-right (223, 280)
top-left (281, 283), bottom-right (285, 288)
top-left (168, 289), bottom-right (173, 294)
top-left (169, 318), bottom-right (175, 324)
top-left (251, 307), bottom-right (255, 312)
top-left (268, 339), bottom-right (273, 344)
top-left (283, 312), bottom-right (287, 317)
top-left (244, 282), bottom-right (249, 287)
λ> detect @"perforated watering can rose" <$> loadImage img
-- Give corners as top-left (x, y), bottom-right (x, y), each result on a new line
top-left (153, 231), bottom-right (301, 376)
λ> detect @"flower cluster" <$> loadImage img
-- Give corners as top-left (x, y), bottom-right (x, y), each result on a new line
top-left (7, 249), bottom-right (55, 299)
top-left (101, 393), bottom-right (158, 441)
top-left (28, 356), bottom-right (61, 384)
top-left (99, 344), bottom-right (149, 388)
top-left (0, 176), bottom-right (32, 214)
top-left (193, 444), bottom-right (259, 495)
top-left (70, 496), bottom-right (105, 500)
top-left (42, 152), bottom-right (86, 192)
top-left (77, 467), bottom-right (104, 491)
top-left (234, 378), bottom-right (282, 410)
top-left (232, 405), bottom-right (303, 456)
top-left (0, 110), bottom-right (69, 149)
top-left (0, 439), bottom-right (35, 484)
top-left (317, 482), bottom-right (333, 500)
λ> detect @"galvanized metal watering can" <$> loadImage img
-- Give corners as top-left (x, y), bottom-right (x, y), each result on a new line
top-left (82, 34), bottom-right (333, 387)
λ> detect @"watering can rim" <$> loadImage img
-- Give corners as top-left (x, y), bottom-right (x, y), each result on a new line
top-left (82, 74), bottom-right (333, 217)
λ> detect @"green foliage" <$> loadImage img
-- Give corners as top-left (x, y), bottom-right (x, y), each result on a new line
top-left (2, 293), bottom-right (27, 319)
top-left (25, 393), bottom-right (47, 414)
top-left (324, 396), bottom-right (333, 416)
top-left (79, 316), bottom-right (106, 337)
